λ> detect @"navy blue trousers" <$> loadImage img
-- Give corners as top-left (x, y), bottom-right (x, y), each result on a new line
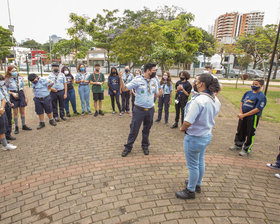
top-left (157, 94), bottom-right (170, 123)
top-left (51, 90), bottom-right (65, 118)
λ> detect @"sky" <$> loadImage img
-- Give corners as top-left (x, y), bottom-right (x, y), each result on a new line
top-left (1, 0), bottom-right (280, 44)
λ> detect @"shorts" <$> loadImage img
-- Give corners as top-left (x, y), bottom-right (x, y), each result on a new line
top-left (33, 95), bottom-right (53, 115)
top-left (10, 90), bottom-right (27, 108)
top-left (0, 113), bottom-right (7, 134)
top-left (93, 93), bottom-right (104, 101)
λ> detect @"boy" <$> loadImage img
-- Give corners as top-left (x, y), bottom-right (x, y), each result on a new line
top-left (28, 73), bottom-right (57, 129)
top-left (89, 64), bottom-right (105, 117)
top-left (229, 79), bottom-right (267, 156)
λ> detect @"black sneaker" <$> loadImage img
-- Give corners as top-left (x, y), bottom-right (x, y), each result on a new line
top-left (66, 113), bottom-right (71, 117)
top-left (99, 110), bottom-right (104, 116)
top-left (14, 126), bottom-right (19, 134)
top-left (175, 188), bottom-right (195, 199)
top-left (143, 148), bottom-right (149, 155)
top-left (185, 180), bottom-right (201, 193)
top-left (88, 111), bottom-right (92, 115)
top-left (155, 119), bottom-right (160, 123)
top-left (121, 148), bottom-right (131, 157)
top-left (6, 135), bottom-right (16, 140)
top-left (22, 125), bottom-right (32, 131)
top-left (81, 112), bottom-right (85, 116)
top-left (74, 112), bottom-right (80, 115)
top-left (171, 123), bottom-right (178, 129)
top-left (61, 116), bottom-right (67, 121)
top-left (54, 117), bottom-right (60, 122)
top-left (49, 119), bottom-right (57, 126)
top-left (94, 111), bottom-right (98, 117)
top-left (37, 122), bottom-right (45, 130)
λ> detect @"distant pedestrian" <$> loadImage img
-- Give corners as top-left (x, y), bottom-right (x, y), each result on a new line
top-left (108, 67), bottom-right (122, 116)
top-left (121, 66), bottom-right (134, 114)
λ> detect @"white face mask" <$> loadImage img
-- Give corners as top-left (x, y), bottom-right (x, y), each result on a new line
top-left (163, 75), bottom-right (168, 80)
top-left (64, 70), bottom-right (69, 75)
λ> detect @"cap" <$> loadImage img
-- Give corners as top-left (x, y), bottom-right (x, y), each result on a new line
top-left (51, 62), bottom-right (59, 67)
top-left (28, 73), bottom-right (38, 82)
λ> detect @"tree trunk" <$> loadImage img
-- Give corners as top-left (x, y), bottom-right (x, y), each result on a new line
top-left (272, 53), bottom-right (279, 79)
top-left (0, 59), bottom-right (3, 71)
top-left (107, 50), bottom-right (110, 74)
top-left (253, 59), bottom-right (257, 69)
top-left (160, 64), bottom-right (165, 76)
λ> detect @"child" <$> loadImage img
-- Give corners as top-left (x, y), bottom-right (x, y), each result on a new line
top-left (0, 88), bottom-right (17, 150)
top-left (155, 71), bottom-right (173, 125)
top-left (28, 73), bottom-right (57, 129)
top-left (266, 136), bottom-right (280, 179)
top-left (229, 79), bottom-right (267, 156)
top-left (89, 64), bottom-right (105, 117)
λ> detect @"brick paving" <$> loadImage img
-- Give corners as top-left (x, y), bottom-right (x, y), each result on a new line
top-left (0, 88), bottom-right (279, 224)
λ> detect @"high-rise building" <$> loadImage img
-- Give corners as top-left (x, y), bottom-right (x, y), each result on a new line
top-left (213, 11), bottom-right (264, 42)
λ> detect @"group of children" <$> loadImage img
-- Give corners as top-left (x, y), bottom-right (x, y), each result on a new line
top-left (2, 63), bottom-right (279, 180)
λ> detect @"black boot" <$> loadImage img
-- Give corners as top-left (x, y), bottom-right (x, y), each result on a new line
top-left (143, 148), bottom-right (149, 155)
top-left (37, 122), bottom-right (45, 130)
top-left (22, 125), bottom-right (32, 130)
top-left (99, 110), bottom-right (104, 116)
top-left (121, 148), bottom-right (131, 157)
top-left (6, 135), bottom-right (16, 140)
top-left (175, 188), bottom-right (195, 199)
top-left (171, 122), bottom-right (178, 129)
top-left (49, 119), bottom-right (57, 126)
top-left (14, 126), bottom-right (19, 134)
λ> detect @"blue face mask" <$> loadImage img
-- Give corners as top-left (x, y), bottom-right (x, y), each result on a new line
top-left (12, 72), bottom-right (18, 77)
top-left (251, 86), bottom-right (260, 91)
top-left (80, 68), bottom-right (85, 72)
top-left (0, 81), bottom-right (5, 86)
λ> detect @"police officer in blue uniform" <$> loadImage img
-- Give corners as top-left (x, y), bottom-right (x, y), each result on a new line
top-left (28, 73), bottom-right (57, 129)
top-left (120, 63), bottom-right (162, 157)
top-left (48, 63), bottom-right (67, 122)
top-left (121, 66), bottom-right (134, 114)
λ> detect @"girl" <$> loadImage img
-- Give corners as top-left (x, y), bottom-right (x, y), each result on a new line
top-left (75, 64), bottom-right (91, 115)
top-left (107, 67), bottom-right (122, 117)
top-left (171, 71), bottom-right (192, 129)
top-left (131, 70), bottom-right (142, 114)
top-left (61, 66), bottom-right (79, 117)
top-left (5, 65), bottom-right (32, 134)
top-left (155, 71), bottom-right (173, 125)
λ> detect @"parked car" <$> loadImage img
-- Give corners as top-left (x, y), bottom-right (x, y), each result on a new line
top-left (226, 69), bottom-right (240, 78)
top-left (246, 69), bottom-right (265, 78)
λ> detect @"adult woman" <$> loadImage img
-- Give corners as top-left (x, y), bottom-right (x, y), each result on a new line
top-left (5, 65), bottom-right (32, 134)
top-left (155, 71), bottom-right (173, 125)
top-left (107, 67), bottom-right (122, 116)
top-left (171, 71), bottom-right (192, 129)
top-left (61, 66), bottom-right (79, 117)
top-left (75, 64), bottom-right (91, 115)
top-left (176, 73), bottom-right (221, 199)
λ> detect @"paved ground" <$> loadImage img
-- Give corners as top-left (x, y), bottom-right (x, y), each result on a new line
top-left (0, 88), bottom-right (280, 224)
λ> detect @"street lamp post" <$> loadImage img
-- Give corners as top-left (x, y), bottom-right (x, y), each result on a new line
top-left (7, 0), bottom-right (16, 65)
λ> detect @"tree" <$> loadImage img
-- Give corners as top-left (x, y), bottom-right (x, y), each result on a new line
top-left (198, 29), bottom-right (217, 62)
top-left (0, 26), bottom-right (14, 70)
top-left (217, 42), bottom-right (235, 78)
top-left (52, 39), bottom-right (74, 58)
top-left (20, 39), bottom-right (41, 49)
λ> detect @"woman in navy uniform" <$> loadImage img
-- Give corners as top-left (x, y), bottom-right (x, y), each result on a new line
top-left (48, 63), bottom-right (67, 122)
top-left (120, 63), bottom-right (162, 157)
top-left (5, 65), bottom-right (32, 134)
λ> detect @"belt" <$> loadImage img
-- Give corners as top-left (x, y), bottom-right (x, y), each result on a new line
top-left (134, 105), bottom-right (154, 111)
top-left (10, 90), bottom-right (23, 93)
top-left (52, 89), bottom-right (64, 92)
top-left (36, 95), bottom-right (49, 100)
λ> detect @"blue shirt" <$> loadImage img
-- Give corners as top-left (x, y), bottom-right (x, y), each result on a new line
top-left (0, 85), bottom-right (10, 103)
top-left (126, 76), bottom-right (159, 108)
top-left (241, 91), bottom-right (267, 116)
top-left (48, 73), bottom-right (66, 91)
top-left (76, 72), bottom-right (90, 86)
top-left (160, 82), bottom-right (173, 94)
top-left (6, 76), bottom-right (25, 91)
top-left (184, 93), bottom-right (221, 136)
top-left (31, 77), bottom-right (54, 98)
top-left (122, 73), bottom-right (133, 85)
top-left (108, 75), bottom-right (120, 95)
top-left (0, 91), bottom-right (5, 108)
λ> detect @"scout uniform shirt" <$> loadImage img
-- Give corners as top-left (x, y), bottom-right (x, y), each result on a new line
top-left (122, 72), bottom-right (133, 85)
top-left (161, 82), bottom-right (173, 95)
top-left (76, 72), bottom-right (90, 86)
top-left (126, 76), bottom-right (159, 108)
top-left (0, 84), bottom-right (11, 104)
top-left (31, 78), bottom-right (54, 98)
top-left (241, 91), bottom-right (267, 116)
top-left (6, 76), bottom-right (25, 91)
top-left (89, 73), bottom-right (105, 93)
top-left (48, 73), bottom-right (66, 91)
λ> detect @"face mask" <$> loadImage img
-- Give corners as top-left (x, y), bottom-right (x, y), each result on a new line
top-left (193, 80), bottom-right (198, 92)
top-left (64, 70), bottom-right (69, 75)
top-left (80, 68), bottom-right (85, 72)
top-left (150, 72), bottom-right (156, 79)
top-left (251, 86), bottom-right (260, 91)
top-left (95, 69), bottom-right (99, 72)
top-left (135, 73), bottom-right (140, 76)
top-left (0, 81), bottom-right (5, 86)
top-left (12, 72), bottom-right (18, 77)
top-left (180, 77), bottom-right (185, 81)
top-left (33, 80), bottom-right (38, 85)
top-left (53, 68), bottom-right (59, 73)
top-left (125, 69), bottom-right (129, 73)
top-left (163, 75), bottom-right (168, 80)
top-left (112, 72), bottom-right (116, 75)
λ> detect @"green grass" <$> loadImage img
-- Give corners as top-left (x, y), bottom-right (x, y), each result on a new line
top-left (220, 86), bottom-right (280, 123)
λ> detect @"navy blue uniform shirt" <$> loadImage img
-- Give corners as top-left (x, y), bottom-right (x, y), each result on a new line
top-left (241, 90), bottom-right (267, 116)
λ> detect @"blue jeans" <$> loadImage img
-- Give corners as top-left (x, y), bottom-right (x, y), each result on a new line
top-left (65, 88), bottom-right (77, 114)
top-left (78, 85), bottom-right (90, 113)
top-left (184, 134), bottom-right (212, 192)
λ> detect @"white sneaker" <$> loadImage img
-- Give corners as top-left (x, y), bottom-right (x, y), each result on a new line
top-left (239, 149), bottom-right (248, 156)
top-left (2, 144), bottom-right (17, 151)
top-left (119, 113), bottom-right (122, 117)
top-left (275, 174), bottom-right (280, 179)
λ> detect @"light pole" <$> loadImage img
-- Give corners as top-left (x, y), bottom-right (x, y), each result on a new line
top-left (49, 36), bottom-right (52, 64)
top-left (7, 0), bottom-right (16, 65)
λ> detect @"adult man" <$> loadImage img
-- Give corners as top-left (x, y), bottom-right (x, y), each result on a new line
top-left (48, 63), bottom-right (67, 122)
top-left (120, 63), bottom-right (162, 157)
top-left (121, 66), bottom-right (134, 114)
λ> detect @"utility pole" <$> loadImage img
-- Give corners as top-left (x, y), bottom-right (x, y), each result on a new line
top-left (7, 0), bottom-right (16, 65)
top-left (49, 36), bottom-right (52, 64)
